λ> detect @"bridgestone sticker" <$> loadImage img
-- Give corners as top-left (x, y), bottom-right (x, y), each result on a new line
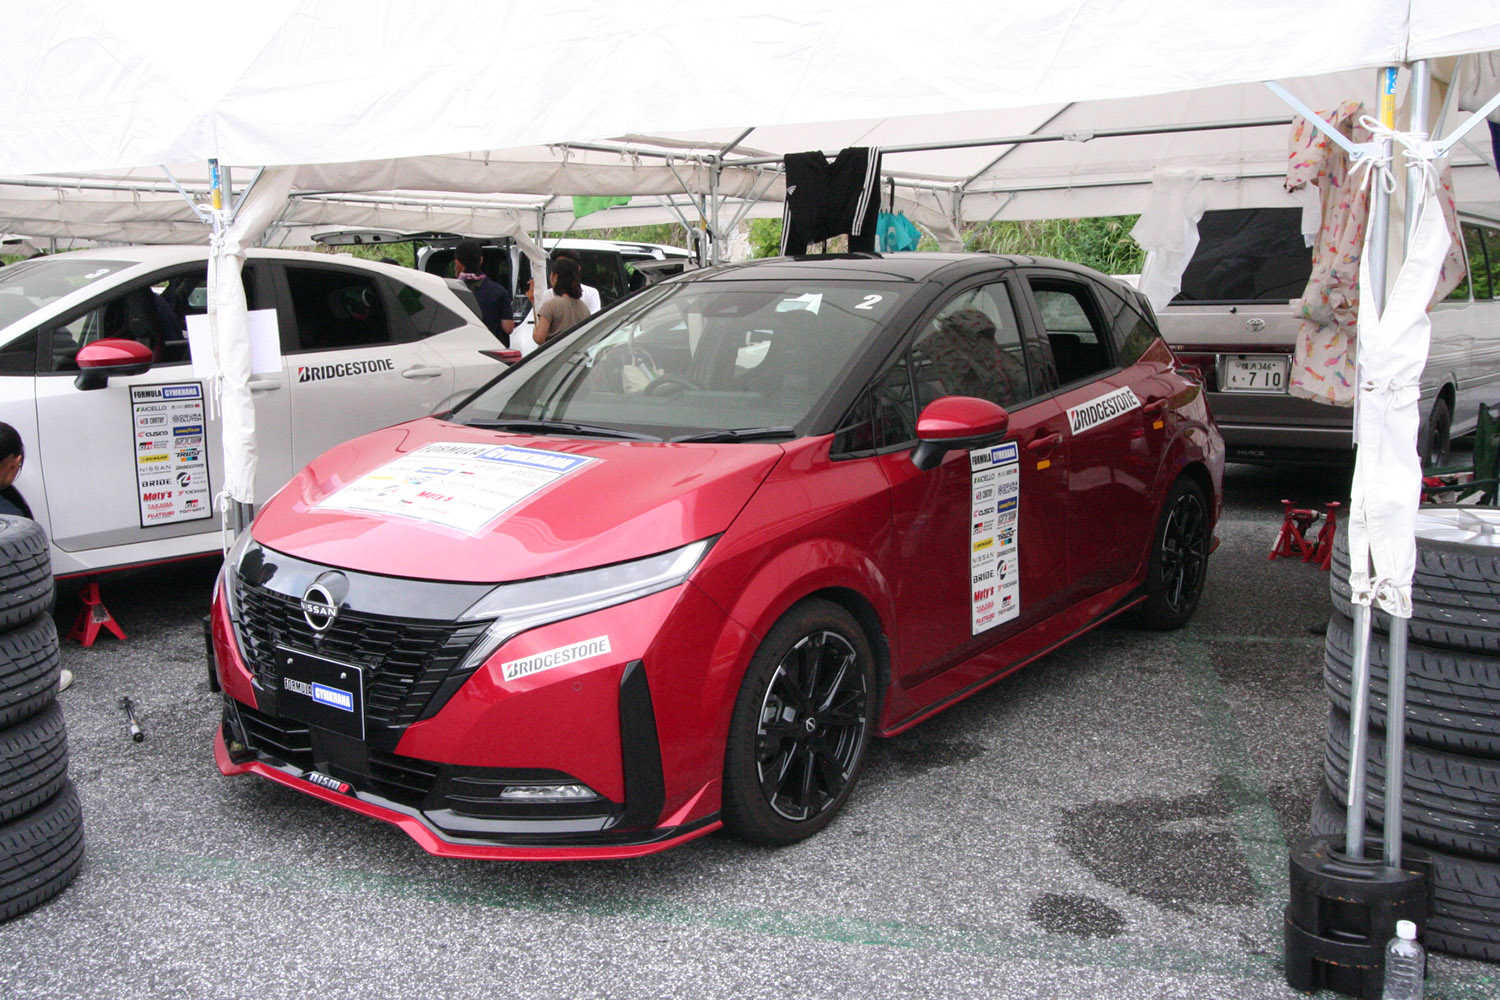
top-left (297, 358), bottom-right (395, 382)
top-left (131, 383), bottom-right (212, 527)
top-left (313, 442), bottom-right (597, 534)
top-left (969, 442), bottom-right (1020, 634)
top-left (501, 636), bottom-right (612, 682)
top-left (1067, 386), bottom-right (1141, 436)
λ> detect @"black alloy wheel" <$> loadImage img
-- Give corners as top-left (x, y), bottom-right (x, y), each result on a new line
top-left (1134, 477), bottom-right (1211, 629)
top-left (722, 600), bottom-right (875, 845)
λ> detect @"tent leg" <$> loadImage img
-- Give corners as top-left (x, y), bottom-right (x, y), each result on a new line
top-left (1383, 617), bottom-right (1410, 868)
top-left (1344, 602), bottom-right (1375, 860)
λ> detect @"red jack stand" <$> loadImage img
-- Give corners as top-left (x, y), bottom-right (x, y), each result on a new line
top-left (68, 580), bottom-right (127, 647)
top-left (1311, 501), bottom-right (1341, 570)
top-left (1270, 499), bottom-right (1320, 561)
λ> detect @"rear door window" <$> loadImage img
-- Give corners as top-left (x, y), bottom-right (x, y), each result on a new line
top-left (1028, 279), bottom-right (1116, 386)
top-left (285, 267), bottom-right (397, 351)
top-left (1175, 208), bottom-right (1313, 303)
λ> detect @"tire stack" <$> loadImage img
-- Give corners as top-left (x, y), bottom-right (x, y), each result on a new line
top-left (0, 515), bottom-right (83, 922)
top-left (1317, 505), bottom-right (1500, 961)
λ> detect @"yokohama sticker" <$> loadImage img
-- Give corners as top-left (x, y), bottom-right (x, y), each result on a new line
top-left (969, 442), bottom-right (1020, 634)
top-left (1067, 386), bottom-right (1141, 436)
top-left (501, 636), bottom-right (612, 682)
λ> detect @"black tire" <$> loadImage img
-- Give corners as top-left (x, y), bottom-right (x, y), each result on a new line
top-left (1310, 786), bottom-right (1500, 961)
top-left (0, 614), bottom-right (61, 730)
top-left (0, 779), bottom-right (83, 923)
top-left (0, 516), bottom-right (52, 633)
top-left (0, 702), bottom-right (67, 825)
top-left (1324, 611), bottom-right (1500, 758)
top-left (1420, 395), bottom-right (1453, 471)
top-left (1130, 476), bottom-right (1211, 630)
top-left (1330, 508), bottom-right (1500, 654)
top-left (1325, 708), bottom-right (1500, 860)
top-left (721, 599), bottom-right (876, 846)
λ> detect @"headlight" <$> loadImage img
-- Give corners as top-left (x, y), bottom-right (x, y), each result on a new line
top-left (455, 537), bottom-right (714, 673)
top-left (220, 528), bottom-right (256, 628)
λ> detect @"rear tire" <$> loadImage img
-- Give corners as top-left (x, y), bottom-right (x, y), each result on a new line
top-left (1421, 396), bottom-right (1453, 471)
top-left (1131, 476), bottom-right (1211, 630)
top-left (722, 599), bottom-right (876, 846)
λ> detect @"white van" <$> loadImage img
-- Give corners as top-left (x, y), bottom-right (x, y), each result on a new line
top-left (1156, 207), bottom-right (1500, 467)
top-left (0, 246), bottom-right (505, 577)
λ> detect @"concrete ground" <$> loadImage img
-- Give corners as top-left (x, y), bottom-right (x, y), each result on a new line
top-left (2, 461), bottom-right (1497, 1000)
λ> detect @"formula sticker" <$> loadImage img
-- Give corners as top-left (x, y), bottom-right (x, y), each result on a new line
top-left (501, 636), bottom-right (613, 682)
top-left (314, 442), bottom-right (597, 534)
top-left (969, 442), bottom-right (1020, 634)
top-left (1067, 386), bottom-right (1141, 436)
top-left (131, 383), bottom-right (212, 527)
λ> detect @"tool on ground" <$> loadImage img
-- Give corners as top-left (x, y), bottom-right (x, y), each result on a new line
top-left (117, 696), bottom-right (144, 742)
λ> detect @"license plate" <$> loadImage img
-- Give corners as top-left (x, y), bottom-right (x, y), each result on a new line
top-left (273, 646), bottom-right (365, 740)
top-left (1221, 355), bottom-right (1289, 393)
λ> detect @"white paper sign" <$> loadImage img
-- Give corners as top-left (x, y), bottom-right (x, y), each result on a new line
top-left (186, 308), bottom-right (283, 377)
top-left (313, 442), bottom-right (597, 534)
top-left (969, 441), bottom-right (1020, 634)
top-left (131, 382), bottom-right (213, 526)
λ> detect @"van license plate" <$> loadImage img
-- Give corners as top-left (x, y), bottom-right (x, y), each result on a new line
top-left (1222, 356), bottom-right (1289, 393)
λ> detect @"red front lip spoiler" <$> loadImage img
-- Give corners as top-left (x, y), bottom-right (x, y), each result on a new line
top-left (213, 729), bottom-right (721, 861)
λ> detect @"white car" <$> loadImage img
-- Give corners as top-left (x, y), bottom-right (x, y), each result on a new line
top-left (0, 246), bottom-right (507, 577)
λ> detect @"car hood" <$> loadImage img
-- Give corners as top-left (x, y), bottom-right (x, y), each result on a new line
top-left (251, 418), bottom-right (785, 582)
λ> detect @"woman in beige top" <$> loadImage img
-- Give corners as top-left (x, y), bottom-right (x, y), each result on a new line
top-left (533, 256), bottom-right (593, 346)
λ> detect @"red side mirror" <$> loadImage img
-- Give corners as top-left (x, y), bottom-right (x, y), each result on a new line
top-left (912, 396), bottom-right (1011, 471)
top-left (74, 338), bottom-right (154, 390)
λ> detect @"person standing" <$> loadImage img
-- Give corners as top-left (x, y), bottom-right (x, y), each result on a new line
top-left (533, 256), bottom-right (592, 347)
top-left (531, 248), bottom-right (602, 313)
top-left (453, 239), bottom-right (514, 345)
top-left (0, 421), bottom-right (68, 691)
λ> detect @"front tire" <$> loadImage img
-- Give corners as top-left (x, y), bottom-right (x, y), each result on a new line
top-left (1132, 476), bottom-right (1211, 630)
top-left (722, 599), bottom-right (876, 846)
top-left (1421, 396), bottom-right (1453, 471)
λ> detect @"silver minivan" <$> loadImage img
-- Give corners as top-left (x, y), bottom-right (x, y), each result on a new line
top-left (1156, 207), bottom-right (1500, 467)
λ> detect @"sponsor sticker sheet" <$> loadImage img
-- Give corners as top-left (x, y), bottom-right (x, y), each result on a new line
top-left (131, 383), bottom-right (212, 526)
top-left (969, 442), bottom-right (1020, 634)
top-left (313, 442), bottom-right (597, 534)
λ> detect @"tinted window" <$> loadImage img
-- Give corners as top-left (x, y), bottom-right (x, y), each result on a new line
top-left (39, 266), bottom-right (234, 372)
top-left (385, 277), bottom-right (465, 337)
top-left (1174, 208), bottom-right (1313, 303)
top-left (911, 282), bottom-right (1030, 410)
top-left (0, 257), bottom-right (132, 330)
top-left (0, 331), bottom-right (38, 374)
top-left (286, 267), bottom-right (393, 350)
top-left (1030, 280), bottom-right (1114, 385)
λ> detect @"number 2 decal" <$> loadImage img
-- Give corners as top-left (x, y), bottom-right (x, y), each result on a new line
top-left (854, 294), bottom-right (883, 310)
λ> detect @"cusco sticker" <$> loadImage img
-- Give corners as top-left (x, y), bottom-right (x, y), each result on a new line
top-left (1067, 386), bottom-right (1140, 435)
top-left (501, 636), bottom-right (612, 682)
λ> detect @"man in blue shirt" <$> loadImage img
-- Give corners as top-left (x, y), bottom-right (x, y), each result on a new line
top-left (454, 239), bottom-right (514, 346)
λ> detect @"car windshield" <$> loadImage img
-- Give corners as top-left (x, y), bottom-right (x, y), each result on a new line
top-left (452, 279), bottom-right (905, 440)
top-left (0, 257), bottom-right (133, 331)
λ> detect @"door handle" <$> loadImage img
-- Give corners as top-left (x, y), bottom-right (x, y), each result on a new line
top-left (401, 366), bottom-right (444, 380)
top-left (247, 378), bottom-right (282, 393)
top-left (1026, 432), bottom-right (1062, 453)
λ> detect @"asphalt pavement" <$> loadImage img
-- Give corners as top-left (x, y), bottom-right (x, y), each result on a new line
top-left (3, 461), bottom-right (1498, 1000)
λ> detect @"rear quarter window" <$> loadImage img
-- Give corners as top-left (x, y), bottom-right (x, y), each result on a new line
top-left (1174, 208), bottom-right (1312, 303)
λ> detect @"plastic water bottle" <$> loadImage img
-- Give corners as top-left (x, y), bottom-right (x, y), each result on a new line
top-left (1381, 919), bottom-right (1426, 1000)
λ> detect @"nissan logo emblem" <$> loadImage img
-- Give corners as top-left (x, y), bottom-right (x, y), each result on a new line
top-left (301, 583), bottom-right (339, 633)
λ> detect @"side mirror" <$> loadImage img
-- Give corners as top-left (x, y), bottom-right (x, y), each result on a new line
top-left (911, 396), bottom-right (1010, 471)
top-left (74, 338), bottom-right (153, 391)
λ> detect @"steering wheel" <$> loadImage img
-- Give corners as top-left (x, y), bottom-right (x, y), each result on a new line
top-left (643, 373), bottom-right (701, 396)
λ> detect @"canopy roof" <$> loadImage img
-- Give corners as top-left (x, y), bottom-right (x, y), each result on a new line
top-left (3, 1), bottom-right (1500, 244)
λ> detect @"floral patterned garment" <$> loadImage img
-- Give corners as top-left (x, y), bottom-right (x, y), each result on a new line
top-left (1285, 101), bottom-right (1466, 406)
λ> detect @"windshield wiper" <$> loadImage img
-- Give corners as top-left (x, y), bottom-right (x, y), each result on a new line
top-left (669, 426), bottom-right (797, 443)
top-left (464, 418), bottom-right (661, 442)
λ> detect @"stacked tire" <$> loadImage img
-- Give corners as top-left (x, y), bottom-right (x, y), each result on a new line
top-left (1319, 505), bottom-right (1500, 961)
top-left (0, 515), bottom-right (82, 922)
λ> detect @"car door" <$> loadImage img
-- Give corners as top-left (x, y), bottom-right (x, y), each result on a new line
top-left (868, 277), bottom-right (1071, 689)
top-left (31, 262), bottom-right (295, 554)
top-left (271, 260), bottom-right (457, 465)
top-left (1020, 270), bottom-right (1163, 595)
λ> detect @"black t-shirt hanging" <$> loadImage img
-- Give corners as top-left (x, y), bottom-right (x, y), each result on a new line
top-left (780, 147), bottom-right (882, 255)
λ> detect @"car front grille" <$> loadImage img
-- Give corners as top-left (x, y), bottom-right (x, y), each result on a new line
top-left (234, 579), bottom-right (489, 733)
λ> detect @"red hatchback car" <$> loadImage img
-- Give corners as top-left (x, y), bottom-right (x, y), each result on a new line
top-left (211, 253), bottom-right (1224, 859)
